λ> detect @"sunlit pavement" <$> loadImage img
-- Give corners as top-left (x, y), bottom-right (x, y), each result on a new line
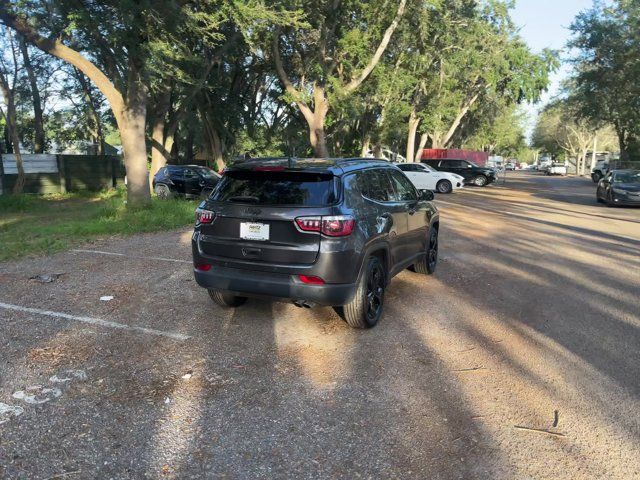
top-left (1, 172), bottom-right (639, 479)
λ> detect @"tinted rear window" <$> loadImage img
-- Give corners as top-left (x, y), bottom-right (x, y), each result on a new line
top-left (211, 170), bottom-right (339, 206)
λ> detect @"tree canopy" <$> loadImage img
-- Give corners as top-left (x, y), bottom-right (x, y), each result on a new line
top-left (0, 0), bottom-right (555, 200)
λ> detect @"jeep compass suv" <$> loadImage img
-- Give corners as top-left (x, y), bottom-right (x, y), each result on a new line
top-left (192, 158), bottom-right (440, 328)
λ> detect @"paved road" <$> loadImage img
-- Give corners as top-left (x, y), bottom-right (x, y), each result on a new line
top-left (1, 173), bottom-right (639, 479)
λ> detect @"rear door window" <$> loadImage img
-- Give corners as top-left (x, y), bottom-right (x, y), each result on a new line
top-left (387, 169), bottom-right (418, 202)
top-left (357, 169), bottom-right (396, 203)
top-left (212, 170), bottom-right (339, 206)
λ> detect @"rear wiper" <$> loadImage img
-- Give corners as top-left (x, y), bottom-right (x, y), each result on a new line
top-left (228, 195), bottom-right (260, 203)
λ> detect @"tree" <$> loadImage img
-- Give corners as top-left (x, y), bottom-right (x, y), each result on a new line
top-left (532, 100), bottom-right (617, 174)
top-left (569, 0), bottom-right (640, 161)
top-left (272, 0), bottom-right (407, 157)
top-left (415, 2), bottom-right (555, 156)
top-left (0, 1), bottom-right (296, 205)
top-left (462, 104), bottom-right (527, 156)
top-left (0, 26), bottom-right (24, 193)
top-left (18, 37), bottom-right (45, 153)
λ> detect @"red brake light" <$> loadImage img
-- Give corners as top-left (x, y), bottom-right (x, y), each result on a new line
top-left (321, 216), bottom-right (355, 236)
top-left (295, 216), bottom-right (355, 237)
top-left (195, 263), bottom-right (212, 271)
top-left (295, 217), bottom-right (322, 232)
top-left (298, 275), bottom-right (325, 285)
top-left (196, 208), bottom-right (215, 224)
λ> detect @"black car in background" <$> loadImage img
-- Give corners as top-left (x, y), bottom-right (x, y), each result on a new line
top-left (192, 158), bottom-right (440, 329)
top-left (422, 159), bottom-right (497, 187)
top-left (153, 165), bottom-right (221, 199)
top-left (596, 170), bottom-right (640, 207)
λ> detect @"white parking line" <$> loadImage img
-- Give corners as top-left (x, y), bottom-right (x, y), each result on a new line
top-left (0, 302), bottom-right (190, 341)
top-left (71, 249), bottom-right (192, 264)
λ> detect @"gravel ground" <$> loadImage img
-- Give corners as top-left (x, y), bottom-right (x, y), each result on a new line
top-left (1, 172), bottom-right (639, 479)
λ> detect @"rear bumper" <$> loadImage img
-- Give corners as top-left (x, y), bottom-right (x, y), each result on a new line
top-left (194, 265), bottom-right (358, 306)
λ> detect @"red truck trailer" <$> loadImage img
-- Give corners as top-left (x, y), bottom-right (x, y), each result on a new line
top-left (420, 149), bottom-right (489, 167)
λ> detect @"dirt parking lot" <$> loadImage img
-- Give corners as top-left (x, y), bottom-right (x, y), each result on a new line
top-left (1, 172), bottom-right (639, 479)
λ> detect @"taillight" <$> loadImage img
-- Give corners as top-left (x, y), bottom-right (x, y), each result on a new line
top-left (195, 263), bottom-right (212, 271)
top-left (295, 216), bottom-right (322, 232)
top-left (295, 216), bottom-right (355, 237)
top-left (298, 275), bottom-right (325, 285)
top-left (195, 208), bottom-right (215, 224)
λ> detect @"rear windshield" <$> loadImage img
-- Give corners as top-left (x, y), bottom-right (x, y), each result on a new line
top-left (211, 170), bottom-right (339, 206)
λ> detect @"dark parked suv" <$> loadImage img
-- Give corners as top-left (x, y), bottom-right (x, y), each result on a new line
top-left (192, 158), bottom-right (440, 328)
top-left (153, 165), bottom-right (221, 199)
top-left (423, 159), bottom-right (496, 187)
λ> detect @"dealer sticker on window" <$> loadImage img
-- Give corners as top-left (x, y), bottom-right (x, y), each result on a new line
top-left (240, 222), bottom-right (270, 241)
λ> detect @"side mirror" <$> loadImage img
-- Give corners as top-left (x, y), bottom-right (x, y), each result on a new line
top-left (420, 190), bottom-right (435, 201)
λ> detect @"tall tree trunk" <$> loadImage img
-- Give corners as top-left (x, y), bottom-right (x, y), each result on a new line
top-left (406, 109), bottom-right (420, 162)
top-left (441, 93), bottom-right (480, 148)
top-left (210, 128), bottom-right (224, 171)
top-left (590, 135), bottom-right (598, 171)
top-left (201, 109), bottom-right (225, 171)
top-left (185, 125), bottom-right (194, 162)
top-left (116, 82), bottom-right (150, 206)
top-left (297, 85), bottom-right (329, 158)
top-left (149, 87), bottom-right (172, 184)
top-left (74, 69), bottom-right (105, 155)
top-left (0, 72), bottom-right (25, 193)
top-left (149, 115), bottom-right (166, 190)
top-left (360, 134), bottom-right (371, 157)
top-left (19, 37), bottom-right (45, 153)
top-left (430, 132), bottom-right (445, 149)
top-left (415, 132), bottom-right (428, 162)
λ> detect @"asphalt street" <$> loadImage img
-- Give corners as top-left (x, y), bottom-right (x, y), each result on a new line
top-left (1, 172), bottom-right (639, 479)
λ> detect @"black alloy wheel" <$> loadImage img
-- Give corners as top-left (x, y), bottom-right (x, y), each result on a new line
top-left (365, 260), bottom-right (385, 324)
top-left (426, 227), bottom-right (438, 274)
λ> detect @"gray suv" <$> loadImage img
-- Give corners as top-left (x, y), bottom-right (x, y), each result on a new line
top-left (192, 158), bottom-right (440, 328)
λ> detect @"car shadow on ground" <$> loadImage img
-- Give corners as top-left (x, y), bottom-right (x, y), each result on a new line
top-left (154, 298), bottom-right (505, 478)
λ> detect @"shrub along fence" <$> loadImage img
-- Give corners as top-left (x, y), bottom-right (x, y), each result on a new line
top-left (0, 154), bottom-right (125, 195)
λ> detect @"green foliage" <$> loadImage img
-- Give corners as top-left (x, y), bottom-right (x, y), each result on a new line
top-left (568, 0), bottom-right (640, 160)
top-left (0, 188), bottom-right (199, 261)
top-left (3, 0), bottom-right (557, 172)
top-left (463, 105), bottom-right (527, 156)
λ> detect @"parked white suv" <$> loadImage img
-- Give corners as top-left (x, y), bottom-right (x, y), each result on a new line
top-left (396, 163), bottom-right (465, 193)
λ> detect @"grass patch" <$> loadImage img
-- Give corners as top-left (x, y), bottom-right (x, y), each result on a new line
top-left (0, 189), bottom-right (199, 261)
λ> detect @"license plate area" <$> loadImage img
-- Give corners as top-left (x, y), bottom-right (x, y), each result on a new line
top-left (240, 222), bottom-right (270, 241)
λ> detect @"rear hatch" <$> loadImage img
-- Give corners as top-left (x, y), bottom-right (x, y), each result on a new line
top-left (197, 169), bottom-right (340, 265)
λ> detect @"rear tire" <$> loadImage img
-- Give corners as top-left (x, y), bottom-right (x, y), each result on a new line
top-left (472, 175), bottom-right (488, 187)
top-left (208, 289), bottom-right (247, 308)
top-left (154, 184), bottom-right (172, 200)
top-left (436, 180), bottom-right (453, 194)
top-left (414, 227), bottom-right (438, 275)
top-left (340, 256), bottom-right (386, 329)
